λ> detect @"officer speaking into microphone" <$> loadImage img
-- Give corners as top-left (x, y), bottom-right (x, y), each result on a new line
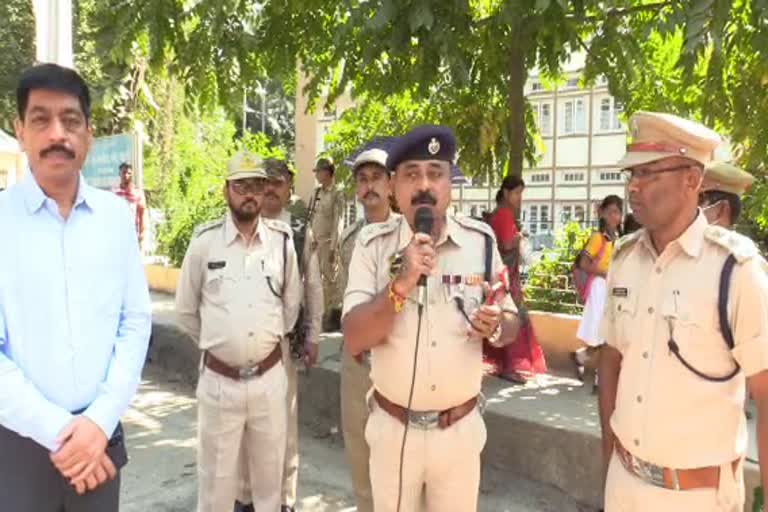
top-left (342, 125), bottom-right (520, 512)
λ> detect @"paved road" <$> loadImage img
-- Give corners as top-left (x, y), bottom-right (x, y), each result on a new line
top-left (121, 362), bottom-right (593, 512)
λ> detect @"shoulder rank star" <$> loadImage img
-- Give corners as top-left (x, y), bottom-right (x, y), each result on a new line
top-left (389, 251), bottom-right (405, 280)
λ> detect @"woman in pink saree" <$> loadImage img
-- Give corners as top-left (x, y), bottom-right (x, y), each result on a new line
top-left (484, 176), bottom-right (547, 383)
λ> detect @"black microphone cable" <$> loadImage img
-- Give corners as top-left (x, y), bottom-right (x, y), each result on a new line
top-left (396, 299), bottom-right (424, 512)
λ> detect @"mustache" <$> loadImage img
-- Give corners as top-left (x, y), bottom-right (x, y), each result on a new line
top-left (40, 145), bottom-right (75, 159)
top-left (265, 191), bottom-right (280, 200)
top-left (411, 191), bottom-right (437, 206)
top-left (363, 191), bottom-right (380, 200)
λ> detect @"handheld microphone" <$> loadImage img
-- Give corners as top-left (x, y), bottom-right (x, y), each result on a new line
top-left (413, 207), bottom-right (434, 309)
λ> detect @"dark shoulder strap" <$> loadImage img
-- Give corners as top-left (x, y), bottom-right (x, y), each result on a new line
top-left (282, 232), bottom-right (288, 295)
top-left (718, 254), bottom-right (738, 349)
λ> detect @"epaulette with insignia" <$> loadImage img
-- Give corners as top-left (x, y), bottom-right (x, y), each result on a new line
top-left (359, 216), bottom-right (401, 246)
top-left (193, 218), bottom-right (224, 238)
top-left (264, 217), bottom-right (293, 237)
top-left (452, 215), bottom-right (495, 239)
top-left (340, 219), bottom-right (365, 245)
top-left (613, 229), bottom-right (643, 256)
top-left (704, 226), bottom-right (759, 263)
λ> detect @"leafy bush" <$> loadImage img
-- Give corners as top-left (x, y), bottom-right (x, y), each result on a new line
top-left (524, 222), bottom-right (592, 315)
top-left (151, 108), bottom-right (287, 267)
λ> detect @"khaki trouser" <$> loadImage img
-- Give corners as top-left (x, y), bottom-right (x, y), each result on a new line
top-left (282, 355), bottom-right (299, 506)
top-left (316, 239), bottom-right (338, 316)
top-left (196, 363), bottom-right (287, 512)
top-left (604, 451), bottom-right (744, 512)
top-left (236, 344), bottom-right (299, 508)
top-left (340, 349), bottom-right (374, 512)
top-left (366, 397), bottom-right (486, 512)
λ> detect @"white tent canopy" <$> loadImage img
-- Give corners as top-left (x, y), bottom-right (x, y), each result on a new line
top-left (0, 130), bottom-right (19, 153)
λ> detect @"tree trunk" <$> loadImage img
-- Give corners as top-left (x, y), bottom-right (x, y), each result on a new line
top-left (507, 29), bottom-right (528, 179)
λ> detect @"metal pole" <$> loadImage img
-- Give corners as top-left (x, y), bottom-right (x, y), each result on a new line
top-left (242, 89), bottom-right (247, 134)
top-left (261, 89), bottom-right (267, 133)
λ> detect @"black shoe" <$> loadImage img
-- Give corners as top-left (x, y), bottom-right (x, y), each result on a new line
top-left (234, 502), bottom-right (254, 512)
top-left (281, 506), bottom-right (295, 512)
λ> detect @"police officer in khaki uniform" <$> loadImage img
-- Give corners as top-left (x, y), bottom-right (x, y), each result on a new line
top-left (309, 157), bottom-right (345, 329)
top-left (699, 161), bottom-right (755, 229)
top-left (342, 125), bottom-right (520, 512)
top-left (232, 158), bottom-right (324, 512)
top-left (338, 146), bottom-right (396, 512)
top-left (598, 112), bottom-right (768, 512)
top-left (175, 151), bottom-right (301, 512)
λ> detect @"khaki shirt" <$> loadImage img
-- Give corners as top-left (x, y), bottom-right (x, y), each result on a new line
top-left (310, 185), bottom-right (344, 246)
top-left (277, 209), bottom-right (324, 343)
top-left (342, 215), bottom-right (514, 411)
top-left (175, 214), bottom-right (301, 366)
top-left (337, 213), bottom-right (399, 303)
top-left (601, 213), bottom-right (768, 468)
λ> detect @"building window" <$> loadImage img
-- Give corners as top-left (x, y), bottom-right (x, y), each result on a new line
top-left (531, 81), bottom-right (543, 91)
top-left (540, 205), bottom-right (550, 233)
top-left (600, 171), bottom-right (622, 182)
top-left (563, 99), bottom-right (586, 134)
top-left (529, 173), bottom-right (550, 183)
top-left (563, 172), bottom-right (585, 183)
top-left (574, 205), bottom-right (585, 222)
top-left (561, 205), bottom-right (572, 222)
top-left (565, 78), bottom-right (579, 89)
top-left (529, 205), bottom-right (538, 234)
top-left (536, 102), bottom-right (551, 135)
top-left (599, 98), bottom-right (623, 131)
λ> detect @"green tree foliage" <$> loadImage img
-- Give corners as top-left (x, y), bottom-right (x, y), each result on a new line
top-left (0, 0), bottom-right (35, 131)
top-left (524, 222), bottom-right (592, 315)
top-left (584, 0), bottom-right (768, 244)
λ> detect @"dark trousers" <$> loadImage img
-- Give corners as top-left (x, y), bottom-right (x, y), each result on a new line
top-left (0, 424), bottom-right (121, 511)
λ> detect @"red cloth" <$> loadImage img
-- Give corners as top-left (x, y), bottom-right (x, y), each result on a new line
top-left (490, 206), bottom-right (518, 244)
top-left (483, 208), bottom-right (547, 377)
top-left (113, 186), bottom-right (146, 239)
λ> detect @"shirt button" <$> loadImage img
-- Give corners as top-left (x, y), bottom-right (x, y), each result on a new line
top-left (642, 351), bottom-right (649, 359)
top-left (249, 304), bottom-right (254, 309)
top-left (647, 307), bottom-right (654, 314)
top-left (617, 304), bottom-right (623, 312)
top-left (431, 385), bottom-right (436, 391)
top-left (248, 332), bottom-right (254, 337)
top-left (431, 341), bottom-right (437, 347)
top-left (655, 267), bottom-right (662, 274)
top-left (636, 395), bottom-right (643, 403)
top-left (634, 439), bottom-right (640, 447)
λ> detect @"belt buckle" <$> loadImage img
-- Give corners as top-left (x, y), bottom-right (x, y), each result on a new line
top-left (238, 365), bottom-right (260, 379)
top-left (632, 456), bottom-right (666, 488)
top-left (408, 411), bottom-right (440, 430)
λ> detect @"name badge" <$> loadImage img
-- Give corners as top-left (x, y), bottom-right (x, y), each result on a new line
top-left (612, 287), bottom-right (629, 298)
top-left (207, 261), bottom-right (226, 270)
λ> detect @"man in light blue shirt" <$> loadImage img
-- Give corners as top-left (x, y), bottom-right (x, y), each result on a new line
top-left (0, 64), bottom-right (151, 511)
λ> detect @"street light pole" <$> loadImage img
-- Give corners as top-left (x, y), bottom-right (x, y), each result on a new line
top-left (242, 89), bottom-right (248, 135)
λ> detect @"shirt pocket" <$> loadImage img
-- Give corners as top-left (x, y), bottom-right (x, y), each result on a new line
top-left (611, 292), bottom-right (638, 352)
top-left (662, 297), bottom-right (736, 378)
top-left (202, 269), bottom-right (232, 308)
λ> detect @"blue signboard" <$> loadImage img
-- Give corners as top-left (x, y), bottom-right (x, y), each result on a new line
top-left (81, 133), bottom-right (139, 189)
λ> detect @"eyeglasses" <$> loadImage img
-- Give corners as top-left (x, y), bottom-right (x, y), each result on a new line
top-left (621, 163), bottom-right (701, 183)
top-left (229, 179), bottom-right (266, 195)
